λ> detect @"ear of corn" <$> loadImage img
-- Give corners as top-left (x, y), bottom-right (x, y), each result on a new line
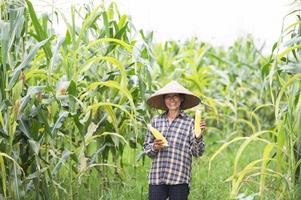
top-left (195, 109), bottom-right (202, 138)
top-left (147, 124), bottom-right (169, 146)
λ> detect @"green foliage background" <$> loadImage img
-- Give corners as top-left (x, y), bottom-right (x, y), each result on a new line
top-left (0, 0), bottom-right (300, 199)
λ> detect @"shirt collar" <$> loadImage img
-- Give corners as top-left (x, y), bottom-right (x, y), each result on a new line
top-left (161, 110), bottom-right (186, 119)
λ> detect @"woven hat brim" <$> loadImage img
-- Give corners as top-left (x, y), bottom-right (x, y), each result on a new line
top-left (146, 81), bottom-right (201, 110)
top-left (147, 93), bottom-right (200, 110)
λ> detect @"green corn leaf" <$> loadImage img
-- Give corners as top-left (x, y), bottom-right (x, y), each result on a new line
top-left (25, 0), bottom-right (52, 59)
top-left (50, 111), bottom-right (69, 136)
top-left (51, 149), bottom-right (71, 176)
top-left (7, 38), bottom-right (51, 89)
top-left (88, 80), bottom-right (135, 109)
top-left (0, 156), bottom-right (7, 198)
top-left (259, 143), bottom-right (274, 196)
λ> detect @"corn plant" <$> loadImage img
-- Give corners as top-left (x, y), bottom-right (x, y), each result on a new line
top-left (0, 0), bottom-right (151, 199)
top-left (209, 2), bottom-right (301, 199)
top-left (1, 0), bottom-right (300, 199)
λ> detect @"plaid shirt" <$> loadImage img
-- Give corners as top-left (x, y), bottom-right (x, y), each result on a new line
top-left (144, 111), bottom-right (205, 186)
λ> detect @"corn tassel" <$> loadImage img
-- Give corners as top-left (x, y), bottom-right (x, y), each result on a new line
top-left (147, 124), bottom-right (169, 146)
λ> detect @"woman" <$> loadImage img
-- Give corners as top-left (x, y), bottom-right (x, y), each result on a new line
top-left (144, 81), bottom-right (206, 200)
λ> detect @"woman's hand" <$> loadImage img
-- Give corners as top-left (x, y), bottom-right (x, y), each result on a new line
top-left (200, 121), bottom-right (206, 132)
top-left (153, 139), bottom-right (165, 151)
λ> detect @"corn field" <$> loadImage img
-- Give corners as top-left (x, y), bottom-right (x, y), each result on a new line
top-left (0, 0), bottom-right (300, 199)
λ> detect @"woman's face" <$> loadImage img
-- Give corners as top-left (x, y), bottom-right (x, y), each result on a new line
top-left (164, 93), bottom-right (182, 111)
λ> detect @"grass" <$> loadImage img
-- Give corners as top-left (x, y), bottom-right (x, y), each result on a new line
top-left (69, 133), bottom-right (268, 200)
top-left (19, 122), bottom-right (293, 200)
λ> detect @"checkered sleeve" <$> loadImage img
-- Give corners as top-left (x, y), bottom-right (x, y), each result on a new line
top-left (190, 121), bottom-right (205, 157)
top-left (143, 118), bottom-right (158, 158)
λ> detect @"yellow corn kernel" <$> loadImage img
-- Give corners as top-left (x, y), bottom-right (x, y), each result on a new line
top-left (195, 109), bottom-right (202, 138)
top-left (147, 124), bottom-right (169, 146)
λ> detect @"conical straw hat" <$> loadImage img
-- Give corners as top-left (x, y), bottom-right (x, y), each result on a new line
top-left (147, 81), bottom-right (200, 110)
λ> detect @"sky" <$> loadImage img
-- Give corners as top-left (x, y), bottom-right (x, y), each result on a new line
top-left (32, 0), bottom-right (291, 49)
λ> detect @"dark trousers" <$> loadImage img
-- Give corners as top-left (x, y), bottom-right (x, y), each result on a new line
top-left (149, 184), bottom-right (189, 200)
